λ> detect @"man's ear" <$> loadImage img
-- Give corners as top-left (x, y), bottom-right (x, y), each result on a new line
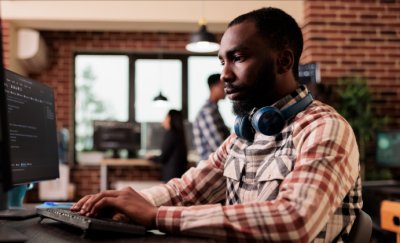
top-left (277, 49), bottom-right (294, 74)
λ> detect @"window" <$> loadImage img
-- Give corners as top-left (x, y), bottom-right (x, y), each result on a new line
top-left (74, 54), bottom-right (234, 158)
top-left (75, 55), bottom-right (129, 151)
top-left (134, 59), bottom-right (182, 122)
top-left (188, 56), bottom-right (234, 130)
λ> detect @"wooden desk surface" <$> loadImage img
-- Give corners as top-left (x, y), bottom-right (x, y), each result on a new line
top-left (101, 158), bottom-right (160, 167)
top-left (101, 159), bottom-right (197, 168)
top-left (2, 216), bottom-right (215, 243)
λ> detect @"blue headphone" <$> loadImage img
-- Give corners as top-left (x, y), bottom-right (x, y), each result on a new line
top-left (234, 93), bottom-right (313, 142)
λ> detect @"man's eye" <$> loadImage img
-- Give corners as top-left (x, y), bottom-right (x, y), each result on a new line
top-left (233, 55), bottom-right (244, 62)
top-left (220, 60), bottom-right (225, 66)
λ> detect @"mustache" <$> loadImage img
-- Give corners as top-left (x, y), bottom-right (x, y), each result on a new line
top-left (224, 83), bottom-right (242, 92)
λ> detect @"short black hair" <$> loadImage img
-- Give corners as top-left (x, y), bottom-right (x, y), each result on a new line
top-left (228, 7), bottom-right (303, 80)
top-left (207, 73), bottom-right (221, 89)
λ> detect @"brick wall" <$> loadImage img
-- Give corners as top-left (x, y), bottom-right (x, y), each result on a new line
top-left (71, 166), bottom-right (161, 199)
top-left (302, 0), bottom-right (400, 128)
top-left (1, 20), bottom-right (10, 68)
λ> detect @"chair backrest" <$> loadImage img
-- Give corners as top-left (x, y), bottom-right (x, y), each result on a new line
top-left (348, 210), bottom-right (372, 243)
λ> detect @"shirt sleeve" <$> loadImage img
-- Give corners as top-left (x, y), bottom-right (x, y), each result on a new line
top-left (141, 135), bottom-right (234, 207)
top-left (146, 115), bottom-right (360, 242)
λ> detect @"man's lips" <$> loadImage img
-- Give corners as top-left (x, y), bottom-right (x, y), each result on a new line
top-left (225, 87), bottom-right (243, 100)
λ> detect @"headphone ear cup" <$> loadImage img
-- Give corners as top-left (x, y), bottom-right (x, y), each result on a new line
top-left (252, 107), bottom-right (285, 136)
top-left (234, 115), bottom-right (255, 142)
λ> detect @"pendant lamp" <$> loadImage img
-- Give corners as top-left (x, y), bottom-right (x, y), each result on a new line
top-left (186, 18), bottom-right (219, 53)
top-left (153, 34), bottom-right (169, 106)
top-left (153, 91), bottom-right (168, 102)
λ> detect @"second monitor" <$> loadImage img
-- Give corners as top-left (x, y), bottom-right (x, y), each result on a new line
top-left (93, 120), bottom-right (140, 158)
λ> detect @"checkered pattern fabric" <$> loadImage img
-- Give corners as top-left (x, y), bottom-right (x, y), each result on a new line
top-left (142, 86), bottom-right (362, 242)
top-left (193, 100), bottom-right (231, 160)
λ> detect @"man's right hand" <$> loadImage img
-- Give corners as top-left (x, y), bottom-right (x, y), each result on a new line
top-left (70, 187), bottom-right (158, 229)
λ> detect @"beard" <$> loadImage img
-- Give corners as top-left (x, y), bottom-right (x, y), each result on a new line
top-left (232, 65), bottom-right (277, 117)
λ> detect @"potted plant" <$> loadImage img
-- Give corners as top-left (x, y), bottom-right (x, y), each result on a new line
top-left (335, 77), bottom-right (388, 179)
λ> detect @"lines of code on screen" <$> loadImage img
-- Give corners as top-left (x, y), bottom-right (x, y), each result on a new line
top-left (4, 70), bottom-right (59, 184)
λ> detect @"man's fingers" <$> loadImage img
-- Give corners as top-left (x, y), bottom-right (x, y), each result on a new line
top-left (71, 195), bottom-right (92, 211)
top-left (80, 190), bottom-right (120, 215)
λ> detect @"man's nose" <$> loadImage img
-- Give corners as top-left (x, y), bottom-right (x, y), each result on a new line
top-left (221, 64), bottom-right (234, 83)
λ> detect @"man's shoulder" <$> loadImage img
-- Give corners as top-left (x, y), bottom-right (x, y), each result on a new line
top-left (294, 100), bottom-right (352, 133)
top-left (304, 100), bottom-right (343, 119)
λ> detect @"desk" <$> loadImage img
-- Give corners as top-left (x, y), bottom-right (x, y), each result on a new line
top-left (1, 217), bottom-right (215, 242)
top-left (100, 159), bottom-right (160, 191)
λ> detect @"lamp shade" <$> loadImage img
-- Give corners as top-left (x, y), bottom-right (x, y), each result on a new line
top-left (153, 91), bottom-right (168, 102)
top-left (186, 25), bottom-right (220, 53)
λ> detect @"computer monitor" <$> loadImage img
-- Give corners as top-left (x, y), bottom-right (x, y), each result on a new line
top-left (183, 120), bottom-right (195, 152)
top-left (140, 121), bottom-right (196, 157)
top-left (298, 63), bottom-right (320, 85)
top-left (93, 120), bottom-right (140, 158)
top-left (376, 130), bottom-right (400, 168)
top-left (0, 26), bottom-right (12, 199)
top-left (0, 69), bottom-right (59, 218)
top-left (140, 122), bottom-right (165, 153)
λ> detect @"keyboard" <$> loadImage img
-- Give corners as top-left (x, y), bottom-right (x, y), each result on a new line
top-left (37, 208), bottom-right (146, 236)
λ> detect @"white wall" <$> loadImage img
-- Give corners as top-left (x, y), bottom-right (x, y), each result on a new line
top-left (1, 1), bottom-right (303, 32)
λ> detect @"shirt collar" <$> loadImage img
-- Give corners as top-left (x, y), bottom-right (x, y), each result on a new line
top-left (272, 85), bottom-right (309, 110)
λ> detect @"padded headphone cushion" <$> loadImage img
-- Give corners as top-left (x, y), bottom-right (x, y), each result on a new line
top-left (252, 107), bottom-right (285, 136)
top-left (234, 115), bottom-right (255, 142)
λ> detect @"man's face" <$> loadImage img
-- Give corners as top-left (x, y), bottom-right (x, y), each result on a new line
top-left (218, 20), bottom-right (279, 116)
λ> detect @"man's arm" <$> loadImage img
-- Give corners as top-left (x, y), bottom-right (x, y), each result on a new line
top-left (141, 135), bottom-right (233, 207)
top-left (153, 116), bottom-right (360, 242)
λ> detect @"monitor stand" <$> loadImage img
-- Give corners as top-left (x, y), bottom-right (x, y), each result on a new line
top-left (0, 207), bottom-right (37, 219)
top-left (0, 187), bottom-right (28, 242)
top-left (0, 186), bottom-right (36, 219)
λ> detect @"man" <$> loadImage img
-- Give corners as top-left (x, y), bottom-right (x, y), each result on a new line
top-left (72, 7), bottom-right (361, 242)
top-left (193, 73), bottom-right (230, 161)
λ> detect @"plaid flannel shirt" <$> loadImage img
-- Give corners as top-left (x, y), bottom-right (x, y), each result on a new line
top-left (142, 86), bottom-right (362, 242)
top-left (193, 100), bottom-right (230, 161)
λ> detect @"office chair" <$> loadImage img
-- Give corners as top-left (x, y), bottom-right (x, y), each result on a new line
top-left (381, 200), bottom-right (400, 243)
top-left (347, 210), bottom-right (373, 243)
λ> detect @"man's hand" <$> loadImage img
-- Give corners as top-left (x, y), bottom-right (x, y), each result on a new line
top-left (70, 187), bottom-right (157, 229)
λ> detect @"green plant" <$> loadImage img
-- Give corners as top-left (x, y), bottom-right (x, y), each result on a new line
top-left (335, 77), bottom-right (388, 162)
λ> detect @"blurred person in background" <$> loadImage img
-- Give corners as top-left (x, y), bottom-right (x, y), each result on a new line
top-left (193, 73), bottom-right (230, 161)
top-left (148, 109), bottom-right (188, 182)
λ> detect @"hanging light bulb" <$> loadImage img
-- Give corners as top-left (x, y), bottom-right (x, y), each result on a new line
top-left (186, 17), bottom-right (220, 53)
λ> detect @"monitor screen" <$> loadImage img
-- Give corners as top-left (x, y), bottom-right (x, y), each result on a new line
top-left (140, 121), bottom-right (195, 154)
top-left (140, 122), bottom-right (165, 152)
top-left (0, 25), bottom-right (11, 192)
top-left (93, 120), bottom-right (140, 157)
top-left (298, 63), bottom-right (320, 85)
top-left (376, 130), bottom-right (400, 167)
top-left (0, 69), bottom-right (59, 219)
top-left (5, 70), bottom-right (59, 184)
